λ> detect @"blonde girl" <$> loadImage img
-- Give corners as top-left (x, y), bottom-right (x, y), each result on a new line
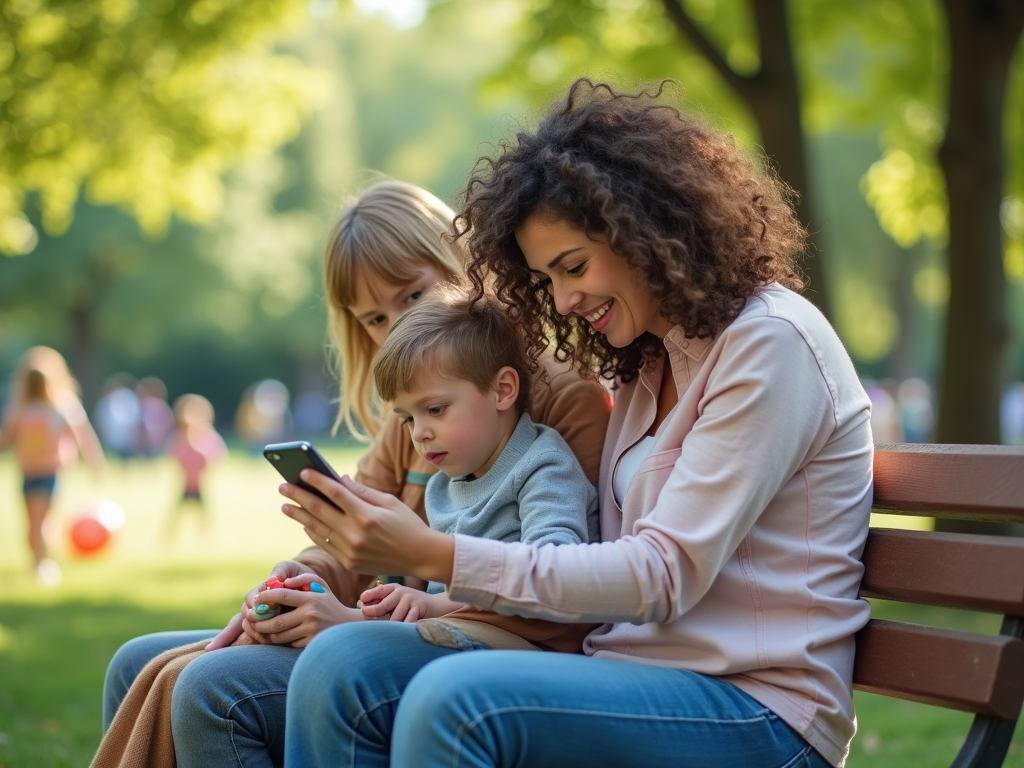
top-left (99, 180), bottom-right (611, 767)
top-left (325, 180), bottom-right (463, 442)
top-left (0, 346), bottom-right (104, 585)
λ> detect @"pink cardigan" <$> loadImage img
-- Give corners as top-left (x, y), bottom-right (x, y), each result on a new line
top-left (449, 285), bottom-right (873, 768)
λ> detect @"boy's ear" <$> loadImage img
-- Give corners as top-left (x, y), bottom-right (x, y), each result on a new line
top-left (493, 366), bottom-right (520, 412)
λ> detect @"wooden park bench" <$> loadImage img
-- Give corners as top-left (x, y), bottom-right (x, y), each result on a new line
top-left (854, 444), bottom-right (1024, 767)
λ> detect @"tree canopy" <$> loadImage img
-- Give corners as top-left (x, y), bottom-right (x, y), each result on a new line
top-left (0, 0), bottom-right (330, 255)
top-left (491, 0), bottom-right (1024, 444)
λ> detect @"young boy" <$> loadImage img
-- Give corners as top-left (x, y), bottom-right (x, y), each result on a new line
top-left (358, 282), bottom-right (600, 642)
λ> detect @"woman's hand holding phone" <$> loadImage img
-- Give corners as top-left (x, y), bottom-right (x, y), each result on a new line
top-left (279, 471), bottom-right (455, 586)
top-left (263, 441), bottom-right (344, 506)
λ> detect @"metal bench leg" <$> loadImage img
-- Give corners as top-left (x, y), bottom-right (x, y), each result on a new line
top-left (951, 616), bottom-right (1024, 768)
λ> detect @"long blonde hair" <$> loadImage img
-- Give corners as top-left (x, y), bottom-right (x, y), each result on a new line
top-left (2, 346), bottom-right (79, 427)
top-left (324, 181), bottom-right (465, 440)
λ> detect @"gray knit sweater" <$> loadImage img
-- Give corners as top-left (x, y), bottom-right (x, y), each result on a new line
top-left (424, 413), bottom-right (599, 593)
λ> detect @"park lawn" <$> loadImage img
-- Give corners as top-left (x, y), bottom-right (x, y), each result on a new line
top-left (1, 453), bottom-right (1022, 767)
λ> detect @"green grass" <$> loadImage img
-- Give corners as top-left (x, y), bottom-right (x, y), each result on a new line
top-left (1, 453), bottom-right (1022, 767)
top-left (0, 448), bottom-right (364, 767)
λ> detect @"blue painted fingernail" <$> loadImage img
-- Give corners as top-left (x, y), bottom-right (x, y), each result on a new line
top-left (255, 604), bottom-right (272, 615)
top-left (309, 583), bottom-right (325, 593)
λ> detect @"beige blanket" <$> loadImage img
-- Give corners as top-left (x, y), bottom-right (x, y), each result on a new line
top-left (89, 635), bottom-right (256, 768)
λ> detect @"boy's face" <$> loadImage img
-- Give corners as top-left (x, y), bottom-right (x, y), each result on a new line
top-left (391, 369), bottom-right (514, 479)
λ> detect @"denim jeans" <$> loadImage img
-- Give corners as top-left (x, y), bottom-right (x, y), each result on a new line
top-left (286, 621), bottom-right (832, 768)
top-left (102, 630), bottom-right (302, 768)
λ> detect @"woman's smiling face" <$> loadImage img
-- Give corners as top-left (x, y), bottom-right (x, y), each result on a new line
top-left (515, 214), bottom-right (673, 346)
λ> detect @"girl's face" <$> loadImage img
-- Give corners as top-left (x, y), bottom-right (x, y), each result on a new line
top-left (349, 265), bottom-right (447, 349)
top-left (515, 214), bottom-right (673, 347)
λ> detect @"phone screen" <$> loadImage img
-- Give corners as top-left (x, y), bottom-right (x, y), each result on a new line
top-left (264, 441), bottom-right (342, 504)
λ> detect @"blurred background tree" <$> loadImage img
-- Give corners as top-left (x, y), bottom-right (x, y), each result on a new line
top-left (0, 0), bottom-right (331, 253)
top-left (1, 0), bottom-right (1022, 447)
top-left (848, 0), bottom-right (1024, 445)
top-left (0, 0), bottom-right (530, 430)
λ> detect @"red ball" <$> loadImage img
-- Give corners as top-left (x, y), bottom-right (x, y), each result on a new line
top-left (69, 515), bottom-right (111, 556)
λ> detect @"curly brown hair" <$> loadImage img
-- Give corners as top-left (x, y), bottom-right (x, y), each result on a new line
top-left (458, 79), bottom-right (806, 383)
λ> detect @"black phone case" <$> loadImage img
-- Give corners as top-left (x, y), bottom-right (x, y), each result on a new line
top-left (263, 441), bottom-right (342, 504)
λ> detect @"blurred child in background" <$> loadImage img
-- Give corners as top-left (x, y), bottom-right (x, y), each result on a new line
top-left (136, 376), bottom-right (174, 458)
top-left (0, 346), bottom-right (105, 586)
top-left (234, 379), bottom-right (292, 456)
top-left (94, 373), bottom-right (141, 462)
top-left (166, 394), bottom-right (226, 535)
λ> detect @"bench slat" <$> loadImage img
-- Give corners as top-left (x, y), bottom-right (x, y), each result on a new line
top-left (853, 619), bottom-right (1024, 719)
top-left (859, 528), bottom-right (1024, 615)
top-left (873, 444), bottom-right (1024, 522)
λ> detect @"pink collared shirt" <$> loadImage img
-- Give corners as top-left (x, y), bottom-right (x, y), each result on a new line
top-left (449, 284), bottom-right (873, 767)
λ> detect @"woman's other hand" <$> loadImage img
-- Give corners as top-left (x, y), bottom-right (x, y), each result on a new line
top-left (279, 472), bottom-right (455, 584)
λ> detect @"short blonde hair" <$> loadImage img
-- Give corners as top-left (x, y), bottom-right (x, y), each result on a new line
top-left (373, 283), bottom-right (532, 413)
top-left (323, 181), bottom-right (465, 441)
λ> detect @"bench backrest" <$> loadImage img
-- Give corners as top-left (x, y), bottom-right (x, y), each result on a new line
top-left (855, 444), bottom-right (1024, 767)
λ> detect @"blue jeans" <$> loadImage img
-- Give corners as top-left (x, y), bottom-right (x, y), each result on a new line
top-left (286, 622), bottom-right (831, 768)
top-left (103, 630), bottom-right (302, 768)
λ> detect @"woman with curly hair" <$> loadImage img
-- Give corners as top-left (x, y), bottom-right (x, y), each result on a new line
top-left (280, 79), bottom-right (872, 768)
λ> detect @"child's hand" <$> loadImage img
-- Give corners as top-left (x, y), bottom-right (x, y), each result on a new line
top-left (360, 583), bottom-right (434, 622)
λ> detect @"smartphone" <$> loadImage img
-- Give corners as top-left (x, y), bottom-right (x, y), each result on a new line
top-left (264, 441), bottom-right (344, 504)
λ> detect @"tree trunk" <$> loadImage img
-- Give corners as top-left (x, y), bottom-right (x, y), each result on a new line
top-left (66, 252), bottom-right (112, 410)
top-left (68, 300), bottom-right (99, 410)
top-left (660, 0), bottom-right (831, 319)
top-left (934, 0), bottom-right (1023, 536)
top-left (744, 0), bottom-right (829, 317)
top-left (935, 0), bottom-right (1024, 444)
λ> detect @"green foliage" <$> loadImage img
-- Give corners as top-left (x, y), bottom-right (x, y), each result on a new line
top-left (326, 1), bottom-right (533, 201)
top-left (485, 0), bottom-right (757, 146)
top-left (0, 0), bottom-right (331, 255)
top-left (1004, 52), bottom-right (1024, 283)
top-left (833, 1), bottom-right (1024, 283)
top-left (0, 1), bottom-right (555, 417)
